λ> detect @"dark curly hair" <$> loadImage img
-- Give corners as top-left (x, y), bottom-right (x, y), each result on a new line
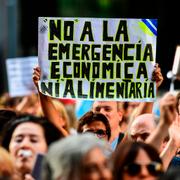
top-left (77, 111), bottom-right (111, 140)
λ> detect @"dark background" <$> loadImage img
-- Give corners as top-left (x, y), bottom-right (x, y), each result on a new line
top-left (0, 0), bottom-right (179, 95)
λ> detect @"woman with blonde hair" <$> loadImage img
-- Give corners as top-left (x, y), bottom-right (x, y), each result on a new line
top-left (36, 98), bottom-right (70, 132)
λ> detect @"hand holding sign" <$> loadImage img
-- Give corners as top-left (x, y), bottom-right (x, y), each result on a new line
top-left (32, 66), bottom-right (41, 89)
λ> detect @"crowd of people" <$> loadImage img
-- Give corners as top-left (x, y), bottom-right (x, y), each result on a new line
top-left (0, 63), bottom-right (179, 180)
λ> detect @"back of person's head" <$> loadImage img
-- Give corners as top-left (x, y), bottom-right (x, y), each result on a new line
top-left (1, 113), bottom-right (62, 150)
top-left (112, 141), bottom-right (163, 180)
top-left (77, 111), bottom-right (111, 140)
top-left (41, 133), bottom-right (111, 180)
top-left (0, 109), bottom-right (16, 125)
top-left (0, 147), bottom-right (15, 180)
top-left (0, 109), bottom-right (16, 142)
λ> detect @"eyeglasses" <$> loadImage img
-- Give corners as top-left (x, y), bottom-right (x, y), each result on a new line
top-left (123, 162), bottom-right (163, 176)
top-left (83, 129), bottom-right (107, 138)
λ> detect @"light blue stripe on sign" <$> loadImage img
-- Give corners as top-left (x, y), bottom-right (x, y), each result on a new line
top-left (141, 19), bottom-right (157, 36)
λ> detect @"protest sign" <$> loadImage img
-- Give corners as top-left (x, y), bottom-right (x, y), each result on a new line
top-left (38, 17), bottom-right (157, 101)
top-left (6, 56), bottom-right (38, 97)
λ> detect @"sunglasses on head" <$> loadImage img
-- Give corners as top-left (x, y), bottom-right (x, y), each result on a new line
top-left (123, 162), bottom-right (163, 176)
top-left (83, 129), bottom-right (107, 138)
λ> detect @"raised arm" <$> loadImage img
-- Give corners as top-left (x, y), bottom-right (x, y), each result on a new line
top-left (32, 66), bottom-right (69, 137)
top-left (145, 92), bottom-right (177, 151)
top-left (160, 114), bottom-right (180, 170)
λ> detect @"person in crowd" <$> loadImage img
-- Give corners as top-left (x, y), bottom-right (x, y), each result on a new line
top-left (33, 67), bottom-right (112, 141)
top-left (145, 91), bottom-right (178, 150)
top-left (77, 111), bottom-right (111, 141)
top-left (0, 93), bottom-right (41, 116)
top-left (145, 91), bottom-right (179, 170)
top-left (0, 92), bottom-right (9, 109)
top-left (15, 94), bottom-right (40, 116)
top-left (128, 113), bottom-right (159, 142)
top-left (36, 98), bottom-right (71, 133)
top-left (0, 109), bottom-right (17, 144)
top-left (120, 102), bottom-right (140, 133)
top-left (41, 133), bottom-right (112, 180)
top-left (92, 63), bottom-right (164, 150)
top-left (0, 93), bottom-right (23, 110)
top-left (128, 91), bottom-right (180, 170)
top-left (92, 101), bottom-right (124, 150)
top-left (167, 91), bottom-right (180, 169)
top-left (112, 141), bottom-right (164, 180)
top-left (32, 66), bottom-right (70, 137)
top-left (59, 98), bottom-right (78, 131)
top-left (32, 63), bottom-right (163, 150)
top-left (162, 95), bottom-right (180, 170)
top-left (0, 146), bottom-right (16, 180)
top-left (1, 114), bottom-right (62, 180)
